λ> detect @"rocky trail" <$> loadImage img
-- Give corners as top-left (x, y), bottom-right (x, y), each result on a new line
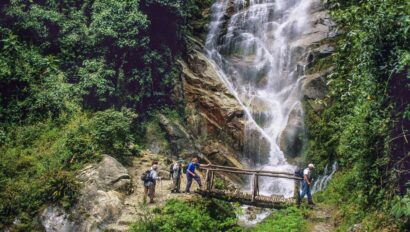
top-left (306, 204), bottom-right (336, 232)
top-left (105, 151), bottom-right (200, 232)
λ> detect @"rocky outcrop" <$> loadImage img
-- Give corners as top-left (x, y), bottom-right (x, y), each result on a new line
top-left (302, 67), bottom-right (334, 101)
top-left (40, 155), bottom-right (132, 232)
top-left (177, 49), bottom-right (245, 165)
top-left (280, 0), bottom-right (336, 159)
top-left (280, 106), bottom-right (305, 160)
top-left (158, 114), bottom-right (197, 157)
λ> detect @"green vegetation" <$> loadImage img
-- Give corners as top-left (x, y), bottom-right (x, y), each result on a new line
top-left (130, 198), bottom-right (241, 232)
top-left (305, 0), bottom-right (409, 230)
top-left (0, 0), bottom-right (212, 229)
top-left (130, 199), bottom-right (309, 232)
top-left (0, 109), bottom-right (139, 228)
top-left (0, 0), bottom-right (408, 230)
top-left (252, 207), bottom-right (307, 232)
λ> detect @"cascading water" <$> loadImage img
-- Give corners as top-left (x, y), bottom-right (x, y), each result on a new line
top-left (312, 162), bottom-right (338, 193)
top-left (205, 0), bottom-right (315, 198)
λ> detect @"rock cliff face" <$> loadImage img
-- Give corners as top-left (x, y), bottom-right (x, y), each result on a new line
top-left (40, 155), bottom-right (132, 232)
top-left (175, 49), bottom-right (245, 167)
top-left (279, 1), bottom-right (336, 161)
top-left (167, 1), bottom-right (336, 166)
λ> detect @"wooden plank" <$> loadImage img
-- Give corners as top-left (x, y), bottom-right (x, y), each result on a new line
top-left (196, 189), bottom-right (295, 208)
top-left (204, 168), bottom-right (302, 180)
top-left (203, 164), bottom-right (296, 176)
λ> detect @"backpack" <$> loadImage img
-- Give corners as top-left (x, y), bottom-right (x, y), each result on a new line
top-left (169, 164), bottom-right (174, 174)
top-left (294, 167), bottom-right (304, 178)
top-left (141, 170), bottom-right (153, 183)
top-left (182, 163), bottom-right (189, 174)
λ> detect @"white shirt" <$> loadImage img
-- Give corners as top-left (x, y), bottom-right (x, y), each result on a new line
top-left (150, 168), bottom-right (159, 180)
top-left (303, 168), bottom-right (311, 179)
top-left (172, 163), bottom-right (180, 170)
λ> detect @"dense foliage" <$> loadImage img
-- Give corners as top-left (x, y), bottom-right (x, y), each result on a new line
top-left (130, 199), bottom-right (308, 232)
top-left (0, 0), bottom-right (211, 229)
top-left (251, 207), bottom-right (307, 232)
top-left (130, 199), bottom-right (241, 232)
top-left (305, 0), bottom-right (409, 230)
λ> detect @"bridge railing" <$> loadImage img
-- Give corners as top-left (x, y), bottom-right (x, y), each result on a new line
top-left (201, 164), bottom-right (302, 204)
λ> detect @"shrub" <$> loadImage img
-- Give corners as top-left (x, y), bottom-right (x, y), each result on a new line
top-left (251, 207), bottom-right (306, 232)
top-left (89, 108), bottom-right (137, 160)
top-left (130, 198), bottom-right (239, 232)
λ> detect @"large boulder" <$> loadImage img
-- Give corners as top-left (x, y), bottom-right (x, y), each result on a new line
top-left (40, 155), bottom-right (132, 232)
top-left (76, 155), bottom-right (131, 194)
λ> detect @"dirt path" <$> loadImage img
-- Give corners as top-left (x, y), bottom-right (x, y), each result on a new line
top-left (306, 204), bottom-right (336, 232)
top-left (105, 151), bottom-right (201, 232)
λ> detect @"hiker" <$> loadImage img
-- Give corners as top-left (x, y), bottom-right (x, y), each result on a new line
top-left (142, 162), bottom-right (161, 203)
top-left (170, 159), bottom-right (184, 193)
top-left (184, 157), bottom-right (209, 193)
top-left (298, 163), bottom-right (315, 206)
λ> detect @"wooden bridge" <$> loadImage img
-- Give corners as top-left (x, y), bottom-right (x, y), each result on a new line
top-left (196, 164), bottom-right (302, 208)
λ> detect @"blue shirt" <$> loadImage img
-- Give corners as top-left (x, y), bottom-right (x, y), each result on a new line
top-left (187, 162), bottom-right (199, 175)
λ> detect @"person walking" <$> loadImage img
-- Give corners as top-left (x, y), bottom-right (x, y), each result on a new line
top-left (170, 159), bottom-right (183, 193)
top-left (184, 157), bottom-right (209, 193)
top-left (298, 163), bottom-right (315, 206)
top-left (142, 162), bottom-right (161, 204)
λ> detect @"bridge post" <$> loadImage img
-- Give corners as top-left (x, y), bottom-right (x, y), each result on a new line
top-left (293, 178), bottom-right (300, 202)
top-left (205, 169), bottom-right (210, 191)
top-left (209, 171), bottom-right (214, 190)
top-left (251, 174), bottom-right (258, 202)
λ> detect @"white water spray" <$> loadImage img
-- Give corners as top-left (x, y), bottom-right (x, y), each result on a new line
top-left (205, 0), bottom-right (315, 198)
top-left (312, 162), bottom-right (338, 193)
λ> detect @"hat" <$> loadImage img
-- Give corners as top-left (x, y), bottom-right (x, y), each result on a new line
top-left (308, 163), bottom-right (315, 168)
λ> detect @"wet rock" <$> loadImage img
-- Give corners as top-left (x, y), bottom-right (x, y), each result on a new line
top-left (313, 44), bottom-right (335, 59)
top-left (247, 214), bottom-right (257, 221)
top-left (243, 126), bottom-right (271, 165)
top-left (302, 73), bottom-right (327, 99)
top-left (41, 206), bottom-right (74, 232)
top-left (301, 67), bottom-right (333, 100)
top-left (279, 106), bottom-right (305, 159)
top-left (179, 49), bottom-right (245, 156)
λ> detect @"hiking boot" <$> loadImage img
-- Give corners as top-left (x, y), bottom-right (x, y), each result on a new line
top-left (308, 201), bottom-right (315, 206)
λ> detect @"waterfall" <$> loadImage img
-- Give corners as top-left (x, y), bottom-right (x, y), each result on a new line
top-left (312, 162), bottom-right (338, 193)
top-left (205, 0), bottom-right (315, 198)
